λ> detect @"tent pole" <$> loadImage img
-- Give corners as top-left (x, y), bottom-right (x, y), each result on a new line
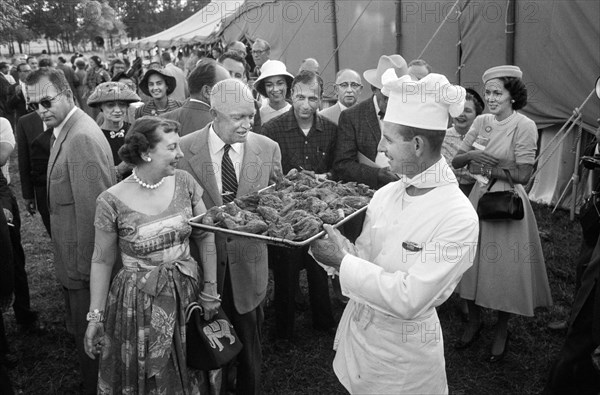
top-left (505, 0), bottom-right (516, 64)
top-left (331, 0), bottom-right (340, 73)
top-left (396, 0), bottom-right (402, 54)
top-left (570, 123), bottom-right (583, 219)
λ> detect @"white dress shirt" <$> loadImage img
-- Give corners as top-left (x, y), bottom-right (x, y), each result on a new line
top-left (208, 125), bottom-right (244, 195)
top-left (52, 107), bottom-right (78, 145)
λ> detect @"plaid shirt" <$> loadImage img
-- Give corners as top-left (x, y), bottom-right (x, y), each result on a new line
top-left (259, 107), bottom-right (338, 174)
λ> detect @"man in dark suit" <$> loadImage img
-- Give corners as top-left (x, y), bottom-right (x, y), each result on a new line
top-left (319, 68), bottom-right (363, 126)
top-left (16, 111), bottom-right (52, 235)
top-left (178, 78), bottom-right (282, 394)
top-left (332, 55), bottom-right (408, 190)
top-left (26, 68), bottom-right (115, 394)
top-left (162, 59), bottom-right (229, 136)
top-left (7, 63), bottom-right (32, 123)
top-left (56, 57), bottom-right (80, 107)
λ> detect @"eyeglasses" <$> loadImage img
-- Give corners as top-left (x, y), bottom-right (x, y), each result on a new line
top-left (337, 82), bottom-right (362, 90)
top-left (27, 90), bottom-right (67, 111)
top-left (251, 49), bottom-right (266, 56)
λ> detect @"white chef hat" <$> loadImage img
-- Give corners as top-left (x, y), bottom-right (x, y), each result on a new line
top-left (381, 69), bottom-right (466, 130)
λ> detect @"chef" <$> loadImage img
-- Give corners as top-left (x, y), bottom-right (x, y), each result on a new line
top-left (311, 69), bottom-right (479, 394)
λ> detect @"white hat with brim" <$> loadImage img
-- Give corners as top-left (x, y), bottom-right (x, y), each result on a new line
top-left (382, 69), bottom-right (466, 130)
top-left (363, 55), bottom-right (409, 90)
top-left (254, 60), bottom-right (294, 98)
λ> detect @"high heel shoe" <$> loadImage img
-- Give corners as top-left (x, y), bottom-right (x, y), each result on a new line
top-left (454, 322), bottom-right (484, 350)
top-left (488, 330), bottom-right (511, 363)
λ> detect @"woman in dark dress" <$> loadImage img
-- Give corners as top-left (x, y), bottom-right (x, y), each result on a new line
top-left (87, 82), bottom-right (141, 181)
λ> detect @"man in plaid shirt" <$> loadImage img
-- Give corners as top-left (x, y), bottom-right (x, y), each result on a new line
top-left (260, 70), bottom-right (337, 339)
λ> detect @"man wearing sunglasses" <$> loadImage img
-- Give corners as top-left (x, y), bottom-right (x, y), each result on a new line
top-left (25, 68), bottom-right (115, 395)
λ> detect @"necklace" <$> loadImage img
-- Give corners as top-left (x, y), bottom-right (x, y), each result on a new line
top-left (132, 168), bottom-right (165, 189)
top-left (494, 110), bottom-right (517, 126)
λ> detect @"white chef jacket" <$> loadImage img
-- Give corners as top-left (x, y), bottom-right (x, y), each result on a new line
top-left (333, 157), bottom-right (479, 394)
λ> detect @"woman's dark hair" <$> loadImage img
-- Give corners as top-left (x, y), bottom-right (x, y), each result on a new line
top-left (118, 117), bottom-right (180, 166)
top-left (500, 77), bottom-right (528, 110)
top-left (465, 88), bottom-right (485, 115)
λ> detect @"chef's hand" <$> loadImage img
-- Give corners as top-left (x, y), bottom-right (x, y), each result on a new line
top-left (311, 225), bottom-right (353, 270)
top-left (25, 199), bottom-right (36, 216)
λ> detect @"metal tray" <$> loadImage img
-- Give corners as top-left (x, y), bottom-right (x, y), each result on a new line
top-left (189, 204), bottom-right (367, 248)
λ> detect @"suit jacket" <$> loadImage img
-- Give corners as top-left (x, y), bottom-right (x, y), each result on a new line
top-left (56, 63), bottom-right (80, 93)
top-left (0, 172), bottom-right (14, 298)
top-left (319, 102), bottom-right (343, 125)
top-left (7, 82), bottom-right (28, 120)
top-left (161, 99), bottom-right (212, 136)
top-left (568, 233), bottom-right (600, 345)
top-left (178, 124), bottom-right (282, 314)
top-left (332, 96), bottom-right (394, 189)
top-left (47, 108), bottom-right (116, 289)
top-left (16, 112), bottom-right (52, 199)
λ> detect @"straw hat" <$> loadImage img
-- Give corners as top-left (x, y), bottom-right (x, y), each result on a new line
top-left (363, 55), bottom-right (408, 90)
top-left (87, 82), bottom-right (141, 108)
top-left (254, 60), bottom-right (294, 98)
top-left (139, 67), bottom-right (177, 97)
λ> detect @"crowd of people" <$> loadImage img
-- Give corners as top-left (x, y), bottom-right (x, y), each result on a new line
top-left (0, 37), bottom-right (598, 395)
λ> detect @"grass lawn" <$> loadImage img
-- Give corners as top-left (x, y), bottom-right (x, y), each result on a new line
top-left (3, 152), bottom-right (581, 394)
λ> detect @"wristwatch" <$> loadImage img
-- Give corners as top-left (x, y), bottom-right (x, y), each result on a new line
top-left (86, 309), bottom-right (104, 323)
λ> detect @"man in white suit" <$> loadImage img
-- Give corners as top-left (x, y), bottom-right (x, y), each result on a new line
top-left (178, 79), bottom-right (282, 394)
top-left (312, 70), bottom-right (478, 394)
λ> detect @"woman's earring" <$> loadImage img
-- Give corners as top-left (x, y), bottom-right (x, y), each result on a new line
top-left (511, 100), bottom-right (515, 103)
top-left (146, 157), bottom-right (152, 162)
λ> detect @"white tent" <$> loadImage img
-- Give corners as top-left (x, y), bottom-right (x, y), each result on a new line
top-left (124, 0), bottom-right (253, 50)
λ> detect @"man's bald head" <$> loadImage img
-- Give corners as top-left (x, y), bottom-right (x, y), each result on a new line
top-left (210, 78), bottom-right (254, 112)
top-left (210, 79), bottom-right (256, 144)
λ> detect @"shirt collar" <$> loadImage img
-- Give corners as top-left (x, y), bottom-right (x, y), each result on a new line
top-left (53, 107), bottom-right (77, 141)
top-left (208, 124), bottom-right (243, 155)
top-left (399, 156), bottom-right (457, 189)
top-left (373, 94), bottom-right (381, 115)
top-left (338, 102), bottom-right (348, 111)
top-left (189, 98), bottom-right (210, 107)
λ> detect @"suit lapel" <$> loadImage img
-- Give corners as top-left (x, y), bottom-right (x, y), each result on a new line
top-left (238, 133), bottom-right (264, 196)
top-left (364, 98), bottom-right (381, 143)
top-left (47, 108), bottom-right (81, 182)
top-left (188, 126), bottom-right (221, 206)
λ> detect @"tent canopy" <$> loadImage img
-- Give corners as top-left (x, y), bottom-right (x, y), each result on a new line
top-left (123, 0), bottom-right (260, 50)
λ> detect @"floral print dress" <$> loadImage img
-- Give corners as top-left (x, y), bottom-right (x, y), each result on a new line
top-left (94, 170), bottom-right (210, 394)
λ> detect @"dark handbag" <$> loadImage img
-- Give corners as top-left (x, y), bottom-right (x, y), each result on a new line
top-left (476, 169), bottom-right (524, 220)
top-left (579, 191), bottom-right (600, 246)
top-left (185, 302), bottom-right (243, 370)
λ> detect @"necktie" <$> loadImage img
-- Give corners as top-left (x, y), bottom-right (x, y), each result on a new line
top-left (378, 111), bottom-right (385, 120)
top-left (49, 132), bottom-right (56, 148)
top-left (221, 144), bottom-right (238, 204)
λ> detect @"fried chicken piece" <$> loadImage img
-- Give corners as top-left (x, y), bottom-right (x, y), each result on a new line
top-left (340, 196), bottom-right (370, 209)
top-left (268, 221), bottom-right (296, 239)
top-left (201, 206), bottom-right (224, 225)
top-left (315, 188), bottom-right (339, 204)
top-left (295, 196), bottom-right (328, 215)
top-left (318, 209), bottom-right (345, 225)
top-left (236, 219), bottom-right (268, 234)
top-left (234, 192), bottom-right (261, 211)
top-left (281, 209), bottom-right (310, 225)
top-left (257, 206), bottom-right (280, 223)
top-left (223, 202), bottom-right (242, 216)
top-left (259, 194), bottom-right (283, 210)
top-left (292, 216), bottom-right (323, 240)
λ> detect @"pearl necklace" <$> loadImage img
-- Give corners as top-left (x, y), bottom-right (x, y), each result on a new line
top-left (494, 110), bottom-right (517, 126)
top-left (132, 168), bottom-right (165, 189)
